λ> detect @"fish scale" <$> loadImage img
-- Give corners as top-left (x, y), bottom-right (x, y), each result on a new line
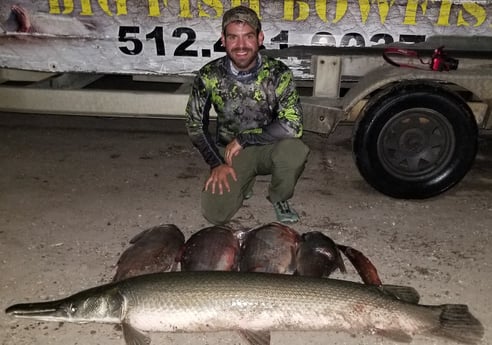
top-left (120, 272), bottom-right (435, 332)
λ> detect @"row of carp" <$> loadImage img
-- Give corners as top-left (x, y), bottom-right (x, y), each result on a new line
top-left (113, 222), bottom-right (381, 285)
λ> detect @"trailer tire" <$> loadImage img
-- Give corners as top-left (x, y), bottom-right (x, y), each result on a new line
top-left (353, 82), bottom-right (478, 199)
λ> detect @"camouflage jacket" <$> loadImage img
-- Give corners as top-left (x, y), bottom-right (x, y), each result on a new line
top-left (185, 53), bottom-right (303, 169)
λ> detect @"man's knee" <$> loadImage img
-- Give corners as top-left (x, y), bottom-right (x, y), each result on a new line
top-left (201, 193), bottom-right (240, 225)
top-left (201, 207), bottom-right (233, 225)
top-left (272, 139), bottom-right (310, 167)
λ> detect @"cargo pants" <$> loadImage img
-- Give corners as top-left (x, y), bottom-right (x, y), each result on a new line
top-left (201, 138), bottom-right (310, 225)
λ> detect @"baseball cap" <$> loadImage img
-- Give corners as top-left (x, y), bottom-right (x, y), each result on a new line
top-left (222, 6), bottom-right (261, 33)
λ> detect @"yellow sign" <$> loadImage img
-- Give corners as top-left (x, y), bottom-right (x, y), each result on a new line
top-left (1, 1), bottom-right (491, 76)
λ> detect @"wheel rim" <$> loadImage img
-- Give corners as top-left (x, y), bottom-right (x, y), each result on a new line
top-left (377, 108), bottom-right (455, 180)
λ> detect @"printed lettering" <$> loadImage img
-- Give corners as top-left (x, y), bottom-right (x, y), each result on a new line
top-left (46, 0), bottom-right (492, 31)
top-left (311, 32), bottom-right (336, 46)
top-left (231, 0), bottom-right (260, 18)
top-left (148, 0), bottom-right (162, 17)
top-left (357, 0), bottom-right (371, 24)
top-left (314, 0), bottom-right (327, 22)
top-left (436, 0), bottom-right (452, 26)
top-left (179, 0), bottom-right (193, 18)
top-left (80, 0), bottom-right (94, 15)
top-left (48, 0), bottom-right (117, 16)
top-left (48, 0), bottom-right (74, 14)
top-left (347, 0), bottom-right (396, 24)
top-left (403, 0), bottom-right (428, 25)
top-left (312, 0), bottom-right (347, 23)
top-left (340, 32), bottom-right (365, 47)
top-left (283, 0), bottom-right (309, 21)
top-left (458, 2), bottom-right (487, 27)
top-left (214, 37), bottom-right (226, 52)
top-left (118, 26), bottom-right (143, 55)
top-left (96, 0), bottom-right (114, 16)
top-left (198, 0), bottom-right (223, 18)
top-left (271, 30), bottom-right (289, 49)
top-left (173, 27), bottom-right (198, 56)
top-left (370, 33), bottom-right (393, 45)
top-left (116, 0), bottom-right (128, 15)
top-left (332, 0), bottom-right (348, 24)
top-left (147, 26), bottom-right (166, 55)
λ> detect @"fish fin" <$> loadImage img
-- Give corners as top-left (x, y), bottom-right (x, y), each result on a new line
top-left (381, 284), bottom-right (420, 304)
top-left (238, 330), bottom-right (271, 345)
top-left (338, 244), bottom-right (383, 285)
top-left (122, 323), bottom-right (151, 345)
top-left (375, 328), bottom-right (413, 343)
top-left (430, 304), bottom-right (484, 344)
top-left (336, 252), bottom-right (347, 273)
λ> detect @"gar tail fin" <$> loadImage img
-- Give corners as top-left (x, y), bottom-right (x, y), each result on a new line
top-left (432, 304), bottom-right (484, 345)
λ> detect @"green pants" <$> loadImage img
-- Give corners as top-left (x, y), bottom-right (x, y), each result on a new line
top-left (201, 138), bottom-right (310, 225)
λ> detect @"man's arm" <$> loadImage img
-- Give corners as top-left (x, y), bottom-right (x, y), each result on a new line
top-left (185, 74), bottom-right (225, 169)
top-left (186, 73), bottom-right (239, 195)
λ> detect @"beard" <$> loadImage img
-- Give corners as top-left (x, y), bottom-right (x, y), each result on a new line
top-left (228, 48), bottom-right (258, 71)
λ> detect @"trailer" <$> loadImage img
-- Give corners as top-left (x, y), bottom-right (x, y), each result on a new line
top-left (1, 0), bottom-right (492, 198)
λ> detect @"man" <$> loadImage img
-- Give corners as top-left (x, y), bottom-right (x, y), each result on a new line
top-left (185, 5), bottom-right (309, 225)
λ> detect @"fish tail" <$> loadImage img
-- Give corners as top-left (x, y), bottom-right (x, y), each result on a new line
top-left (432, 304), bottom-right (484, 344)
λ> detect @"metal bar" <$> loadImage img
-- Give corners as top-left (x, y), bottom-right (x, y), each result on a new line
top-left (0, 87), bottom-right (192, 118)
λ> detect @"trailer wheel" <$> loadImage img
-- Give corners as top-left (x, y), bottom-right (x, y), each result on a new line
top-left (353, 82), bottom-right (478, 199)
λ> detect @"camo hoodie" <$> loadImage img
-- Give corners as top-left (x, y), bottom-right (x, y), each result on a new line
top-left (185, 53), bottom-right (303, 169)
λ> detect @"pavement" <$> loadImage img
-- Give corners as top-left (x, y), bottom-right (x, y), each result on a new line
top-left (0, 113), bottom-right (491, 345)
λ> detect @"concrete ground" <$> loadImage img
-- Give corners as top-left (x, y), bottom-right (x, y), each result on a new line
top-left (0, 113), bottom-right (491, 345)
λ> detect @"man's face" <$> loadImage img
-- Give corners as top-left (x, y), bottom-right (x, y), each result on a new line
top-left (221, 21), bottom-right (264, 71)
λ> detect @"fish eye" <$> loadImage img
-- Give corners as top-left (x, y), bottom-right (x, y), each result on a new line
top-left (68, 304), bottom-right (77, 314)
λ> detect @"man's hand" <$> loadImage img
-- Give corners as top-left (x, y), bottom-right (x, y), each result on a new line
top-left (224, 139), bottom-right (242, 166)
top-left (205, 164), bottom-right (237, 195)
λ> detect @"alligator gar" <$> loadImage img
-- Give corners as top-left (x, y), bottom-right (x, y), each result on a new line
top-left (5, 271), bottom-right (484, 345)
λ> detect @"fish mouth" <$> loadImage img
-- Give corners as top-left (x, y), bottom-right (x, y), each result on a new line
top-left (5, 301), bottom-right (67, 321)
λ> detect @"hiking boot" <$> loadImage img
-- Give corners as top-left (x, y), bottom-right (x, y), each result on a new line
top-left (272, 200), bottom-right (299, 223)
top-left (244, 190), bottom-right (253, 200)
